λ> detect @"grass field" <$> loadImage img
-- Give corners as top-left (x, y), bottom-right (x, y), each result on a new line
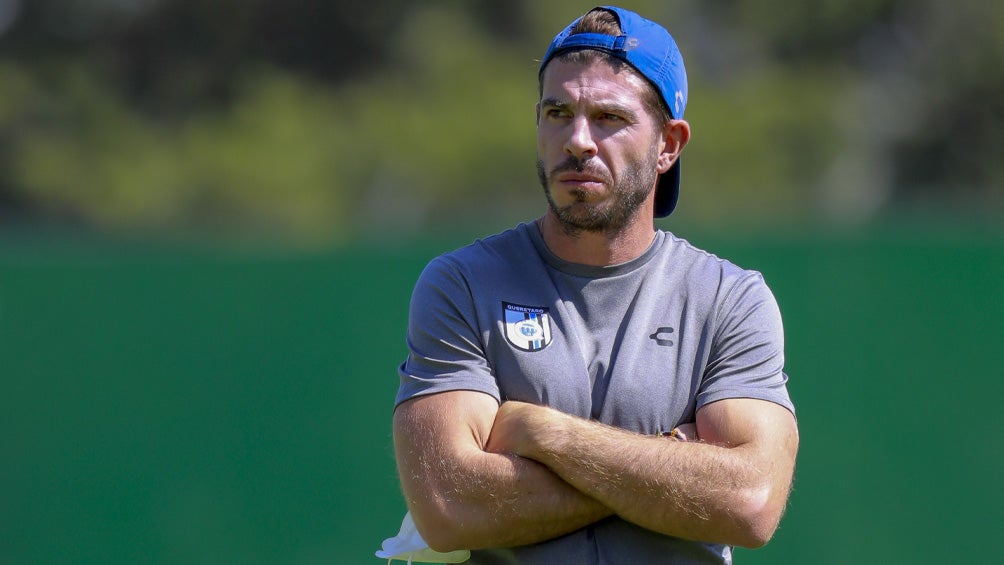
top-left (2, 227), bottom-right (1000, 563)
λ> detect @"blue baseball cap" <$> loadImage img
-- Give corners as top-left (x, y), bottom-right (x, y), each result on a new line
top-left (539, 6), bottom-right (688, 218)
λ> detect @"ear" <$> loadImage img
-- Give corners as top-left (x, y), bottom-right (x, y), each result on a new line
top-left (656, 119), bottom-right (691, 174)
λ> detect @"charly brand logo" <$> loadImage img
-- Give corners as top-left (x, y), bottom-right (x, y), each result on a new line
top-left (503, 302), bottom-right (552, 352)
top-left (649, 326), bottom-right (675, 347)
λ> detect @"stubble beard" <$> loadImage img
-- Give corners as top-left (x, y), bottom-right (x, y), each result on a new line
top-left (537, 150), bottom-right (659, 237)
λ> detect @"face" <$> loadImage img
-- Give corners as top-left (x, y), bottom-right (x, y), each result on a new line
top-left (537, 57), bottom-right (669, 234)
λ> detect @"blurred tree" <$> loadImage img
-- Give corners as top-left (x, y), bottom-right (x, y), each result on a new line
top-left (885, 2), bottom-right (1004, 209)
top-left (5, 0), bottom-right (413, 110)
top-left (0, 0), bottom-right (1001, 244)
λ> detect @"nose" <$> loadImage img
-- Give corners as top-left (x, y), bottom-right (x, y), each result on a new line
top-left (564, 116), bottom-right (597, 159)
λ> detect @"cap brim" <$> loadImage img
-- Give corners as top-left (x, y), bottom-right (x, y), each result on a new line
top-left (654, 159), bottom-right (681, 218)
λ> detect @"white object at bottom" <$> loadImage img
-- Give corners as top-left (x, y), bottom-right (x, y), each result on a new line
top-left (375, 511), bottom-right (471, 563)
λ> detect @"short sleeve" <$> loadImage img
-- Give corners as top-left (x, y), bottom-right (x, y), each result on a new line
top-left (696, 272), bottom-right (795, 415)
top-left (395, 256), bottom-right (501, 408)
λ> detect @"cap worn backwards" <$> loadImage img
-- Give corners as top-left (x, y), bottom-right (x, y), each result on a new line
top-left (539, 6), bottom-right (688, 218)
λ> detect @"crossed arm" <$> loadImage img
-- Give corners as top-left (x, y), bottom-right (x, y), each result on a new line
top-left (393, 390), bottom-right (798, 552)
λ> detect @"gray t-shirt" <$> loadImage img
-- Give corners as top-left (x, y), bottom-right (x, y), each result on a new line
top-left (396, 222), bottom-right (794, 564)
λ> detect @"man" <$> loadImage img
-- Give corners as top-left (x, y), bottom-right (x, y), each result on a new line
top-left (390, 6), bottom-right (798, 564)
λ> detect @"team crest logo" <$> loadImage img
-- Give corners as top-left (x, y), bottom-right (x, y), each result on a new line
top-left (502, 302), bottom-right (552, 352)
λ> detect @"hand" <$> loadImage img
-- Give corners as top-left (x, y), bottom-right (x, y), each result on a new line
top-left (485, 401), bottom-right (551, 457)
top-left (668, 422), bottom-right (698, 442)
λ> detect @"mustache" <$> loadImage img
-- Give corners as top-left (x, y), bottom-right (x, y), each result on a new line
top-left (548, 157), bottom-right (610, 181)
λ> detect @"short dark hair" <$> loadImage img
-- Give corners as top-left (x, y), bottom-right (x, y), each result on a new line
top-left (539, 8), bottom-right (673, 124)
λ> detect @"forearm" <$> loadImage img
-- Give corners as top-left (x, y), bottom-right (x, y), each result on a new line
top-left (503, 402), bottom-right (797, 548)
top-left (400, 445), bottom-right (609, 550)
top-left (393, 394), bottom-right (611, 552)
top-left (528, 414), bottom-right (767, 545)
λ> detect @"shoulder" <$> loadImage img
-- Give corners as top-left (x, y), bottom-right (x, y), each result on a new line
top-left (411, 223), bottom-right (540, 305)
top-left (655, 232), bottom-right (783, 335)
top-left (418, 223), bottom-right (539, 285)
top-left (431, 223), bottom-right (535, 271)
top-left (658, 231), bottom-right (769, 295)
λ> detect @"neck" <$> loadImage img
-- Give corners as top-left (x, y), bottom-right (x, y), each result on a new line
top-left (537, 212), bottom-right (657, 267)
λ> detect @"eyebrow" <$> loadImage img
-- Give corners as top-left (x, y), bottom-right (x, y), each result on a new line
top-left (541, 97), bottom-right (641, 122)
top-left (539, 97), bottom-right (569, 110)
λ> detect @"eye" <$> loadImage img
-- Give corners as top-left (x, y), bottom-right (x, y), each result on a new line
top-left (599, 112), bottom-right (624, 123)
top-left (544, 107), bottom-right (570, 120)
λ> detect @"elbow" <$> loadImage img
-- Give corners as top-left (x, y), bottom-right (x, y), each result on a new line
top-left (731, 518), bottom-right (777, 550)
top-left (728, 485), bottom-right (787, 549)
top-left (409, 503), bottom-right (472, 553)
top-left (425, 534), bottom-right (464, 554)
top-left (423, 527), bottom-right (467, 554)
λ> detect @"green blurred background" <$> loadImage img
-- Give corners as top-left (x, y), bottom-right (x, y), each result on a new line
top-left (2, 0), bottom-right (1002, 563)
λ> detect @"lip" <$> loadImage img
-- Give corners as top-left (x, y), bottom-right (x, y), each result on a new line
top-left (555, 172), bottom-right (606, 185)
